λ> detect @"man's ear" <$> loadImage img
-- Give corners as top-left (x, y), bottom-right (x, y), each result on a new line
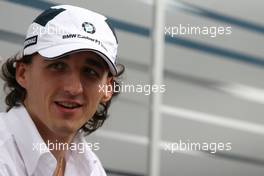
top-left (16, 62), bottom-right (28, 89)
top-left (100, 77), bottom-right (113, 103)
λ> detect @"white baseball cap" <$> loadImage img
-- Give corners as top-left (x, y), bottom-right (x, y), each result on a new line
top-left (23, 5), bottom-right (118, 75)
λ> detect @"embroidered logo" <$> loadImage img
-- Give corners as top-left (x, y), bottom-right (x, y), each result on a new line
top-left (82, 22), bottom-right (96, 34)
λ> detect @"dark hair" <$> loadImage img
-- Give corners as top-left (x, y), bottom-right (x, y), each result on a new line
top-left (1, 52), bottom-right (125, 135)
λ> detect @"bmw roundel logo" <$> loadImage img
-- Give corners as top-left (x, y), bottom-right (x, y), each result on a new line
top-left (82, 22), bottom-right (96, 34)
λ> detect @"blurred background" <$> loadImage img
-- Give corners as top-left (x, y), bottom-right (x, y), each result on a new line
top-left (0, 0), bottom-right (264, 175)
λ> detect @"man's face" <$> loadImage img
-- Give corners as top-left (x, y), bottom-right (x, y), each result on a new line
top-left (16, 52), bottom-right (113, 137)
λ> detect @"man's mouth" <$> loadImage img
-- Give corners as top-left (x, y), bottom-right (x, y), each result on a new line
top-left (55, 101), bottom-right (82, 109)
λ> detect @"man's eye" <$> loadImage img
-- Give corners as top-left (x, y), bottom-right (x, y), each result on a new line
top-left (84, 68), bottom-right (99, 77)
top-left (48, 62), bottom-right (66, 71)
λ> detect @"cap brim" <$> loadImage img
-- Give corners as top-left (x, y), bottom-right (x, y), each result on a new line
top-left (38, 43), bottom-right (117, 75)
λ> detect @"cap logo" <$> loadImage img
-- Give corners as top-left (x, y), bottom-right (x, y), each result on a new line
top-left (82, 22), bottom-right (96, 34)
top-left (24, 35), bottom-right (38, 49)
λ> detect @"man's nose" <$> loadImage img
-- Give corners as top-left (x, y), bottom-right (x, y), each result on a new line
top-left (63, 72), bottom-right (84, 95)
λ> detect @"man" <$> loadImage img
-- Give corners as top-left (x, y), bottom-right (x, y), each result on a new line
top-left (0, 5), bottom-right (124, 176)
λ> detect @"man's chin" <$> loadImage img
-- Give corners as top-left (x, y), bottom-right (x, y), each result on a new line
top-left (51, 124), bottom-right (80, 137)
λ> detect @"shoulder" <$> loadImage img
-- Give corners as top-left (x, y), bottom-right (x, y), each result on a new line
top-left (0, 161), bottom-right (12, 176)
top-left (0, 112), bottom-right (20, 175)
top-left (0, 146), bottom-right (19, 176)
top-left (0, 160), bottom-right (23, 176)
top-left (89, 150), bottom-right (107, 176)
top-left (0, 111), bottom-right (12, 147)
top-left (77, 135), bottom-right (107, 176)
top-left (86, 143), bottom-right (107, 176)
top-left (0, 110), bottom-right (12, 144)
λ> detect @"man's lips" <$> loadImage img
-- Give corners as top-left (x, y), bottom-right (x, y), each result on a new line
top-left (54, 100), bottom-right (83, 109)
